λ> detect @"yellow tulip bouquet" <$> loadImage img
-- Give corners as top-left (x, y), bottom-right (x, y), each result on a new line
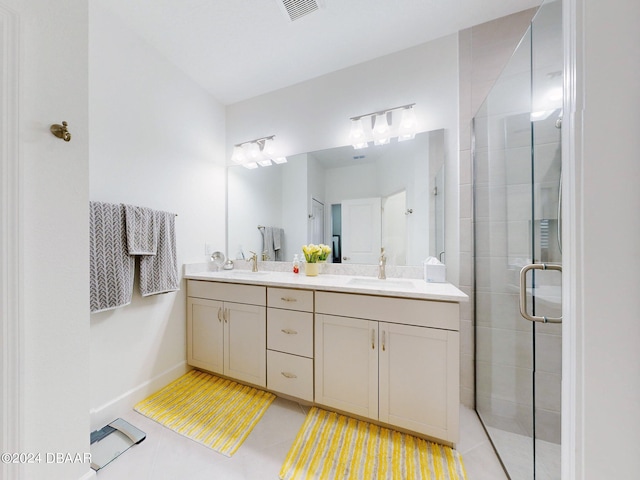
top-left (302, 244), bottom-right (331, 263)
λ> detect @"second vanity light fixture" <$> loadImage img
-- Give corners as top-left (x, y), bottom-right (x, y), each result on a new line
top-left (349, 103), bottom-right (417, 149)
top-left (230, 135), bottom-right (288, 169)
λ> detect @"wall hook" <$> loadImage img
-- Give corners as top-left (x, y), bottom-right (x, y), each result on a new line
top-left (50, 121), bottom-right (71, 142)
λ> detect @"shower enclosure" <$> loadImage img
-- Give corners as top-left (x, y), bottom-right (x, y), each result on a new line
top-left (473, 1), bottom-right (562, 479)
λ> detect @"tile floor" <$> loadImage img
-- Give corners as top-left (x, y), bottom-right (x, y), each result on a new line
top-left (96, 398), bottom-right (508, 480)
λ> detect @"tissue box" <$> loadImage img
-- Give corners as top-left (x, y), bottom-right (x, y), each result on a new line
top-left (424, 258), bottom-right (446, 283)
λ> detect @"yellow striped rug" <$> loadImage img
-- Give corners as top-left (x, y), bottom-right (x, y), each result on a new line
top-left (280, 407), bottom-right (467, 480)
top-left (134, 369), bottom-right (275, 457)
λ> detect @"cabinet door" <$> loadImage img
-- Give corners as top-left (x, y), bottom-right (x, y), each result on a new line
top-left (187, 297), bottom-right (224, 374)
top-left (224, 302), bottom-right (267, 388)
top-left (379, 322), bottom-right (459, 442)
top-left (315, 314), bottom-right (378, 419)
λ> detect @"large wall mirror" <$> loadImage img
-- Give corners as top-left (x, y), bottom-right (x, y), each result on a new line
top-left (227, 129), bottom-right (445, 266)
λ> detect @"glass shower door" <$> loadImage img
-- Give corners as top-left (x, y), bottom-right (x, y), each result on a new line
top-left (474, 1), bottom-right (562, 478)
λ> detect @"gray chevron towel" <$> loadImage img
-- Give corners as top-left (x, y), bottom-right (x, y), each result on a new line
top-left (124, 204), bottom-right (158, 255)
top-left (139, 210), bottom-right (179, 297)
top-left (90, 201), bottom-right (134, 313)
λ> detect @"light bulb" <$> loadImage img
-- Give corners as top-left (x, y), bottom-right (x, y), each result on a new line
top-left (373, 113), bottom-right (391, 145)
top-left (349, 118), bottom-right (368, 149)
top-left (262, 138), bottom-right (276, 158)
top-left (231, 145), bottom-right (246, 164)
top-left (246, 142), bottom-right (262, 161)
top-left (398, 107), bottom-right (417, 142)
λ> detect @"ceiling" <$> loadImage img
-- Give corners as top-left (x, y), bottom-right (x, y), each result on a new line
top-left (100, 0), bottom-right (541, 105)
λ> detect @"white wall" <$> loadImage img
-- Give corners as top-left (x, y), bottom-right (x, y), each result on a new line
top-left (568, 0), bottom-right (640, 477)
top-left (226, 35), bottom-right (460, 282)
top-left (88, 3), bottom-right (226, 429)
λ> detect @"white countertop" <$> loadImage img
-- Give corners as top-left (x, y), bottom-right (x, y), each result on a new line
top-left (184, 269), bottom-right (468, 303)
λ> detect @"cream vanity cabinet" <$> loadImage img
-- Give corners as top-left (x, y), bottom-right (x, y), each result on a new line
top-left (266, 287), bottom-right (314, 402)
top-left (314, 291), bottom-right (460, 443)
top-left (187, 280), bottom-right (266, 388)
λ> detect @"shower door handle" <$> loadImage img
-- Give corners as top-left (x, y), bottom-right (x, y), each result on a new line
top-left (519, 263), bottom-right (562, 323)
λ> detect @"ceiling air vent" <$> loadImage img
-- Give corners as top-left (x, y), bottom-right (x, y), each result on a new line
top-left (277, 0), bottom-right (322, 22)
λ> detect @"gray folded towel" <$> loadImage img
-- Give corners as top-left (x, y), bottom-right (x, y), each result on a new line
top-left (273, 228), bottom-right (283, 261)
top-left (124, 204), bottom-right (158, 255)
top-left (261, 226), bottom-right (285, 261)
top-left (139, 210), bottom-right (180, 297)
top-left (261, 227), bottom-right (276, 261)
top-left (90, 201), bottom-right (134, 313)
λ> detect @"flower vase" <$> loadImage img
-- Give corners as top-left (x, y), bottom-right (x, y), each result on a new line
top-left (305, 262), bottom-right (319, 276)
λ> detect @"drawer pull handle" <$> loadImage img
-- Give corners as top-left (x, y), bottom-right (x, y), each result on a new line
top-left (281, 297), bottom-right (297, 302)
top-left (371, 329), bottom-right (375, 350)
top-left (281, 328), bottom-right (298, 335)
top-left (382, 331), bottom-right (386, 351)
top-left (281, 372), bottom-right (297, 379)
top-left (217, 307), bottom-right (223, 323)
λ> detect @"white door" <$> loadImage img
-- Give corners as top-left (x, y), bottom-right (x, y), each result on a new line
top-left (310, 198), bottom-right (325, 245)
top-left (378, 322), bottom-right (460, 442)
top-left (225, 302), bottom-right (267, 387)
top-left (187, 298), bottom-right (224, 374)
top-left (382, 190), bottom-right (407, 265)
top-left (1, 3), bottom-right (89, 480)
top-left (315, 314), bottom-right (378, 419)
top-left (341, 197), bottom-right (382, 264)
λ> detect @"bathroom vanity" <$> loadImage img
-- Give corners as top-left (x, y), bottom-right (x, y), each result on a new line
top-left (184, 269), bottom-right (467, 445)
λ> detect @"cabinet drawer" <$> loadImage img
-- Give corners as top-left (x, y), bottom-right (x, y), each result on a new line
top-left (267, 287), bottom-right (313, 312)
top-left (187, 280), bottom-right (265, 306)
top-left (316, 291), bottom-right (459, 331)
top-left (267, 308), bottom-right (313, 357)
top-left (267, 350), bottom-right (313, 402)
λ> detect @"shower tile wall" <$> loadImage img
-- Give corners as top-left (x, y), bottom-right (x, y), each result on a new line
top-left (457, 8), bottom-right (538, 408)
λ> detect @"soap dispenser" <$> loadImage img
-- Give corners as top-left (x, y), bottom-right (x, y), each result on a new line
top-left (292, 254), bottom-right (300, 274)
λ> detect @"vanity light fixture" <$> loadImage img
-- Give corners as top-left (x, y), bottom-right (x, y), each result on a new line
top-left (230, 135), bottom-right (288, 169)
top-left (349, 103), bottom-right (417, 149)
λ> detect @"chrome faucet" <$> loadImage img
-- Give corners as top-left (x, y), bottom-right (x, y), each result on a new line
top-left (247, 251), bottom-right (258, 272)
top-left (378, 248), bottom-right (386, 280)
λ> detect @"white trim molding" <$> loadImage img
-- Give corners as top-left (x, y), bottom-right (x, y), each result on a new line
top-left (0, 4), bottom-right (22, 480)
top-left (89, 361), bottom-right (188, 431)
top-left (562, 0), bottom-right (584, 478)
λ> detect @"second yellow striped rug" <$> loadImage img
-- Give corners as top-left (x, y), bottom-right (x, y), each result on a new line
top-left (134, 369), bottom-right (275, 457)
top-left (280, 407), bottom-right (467, 480)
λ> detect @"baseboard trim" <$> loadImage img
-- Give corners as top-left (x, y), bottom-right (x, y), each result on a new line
top-left (89, 362), bottom-right (188, 430)
top-left (78, 468), bottom-right (97, 480)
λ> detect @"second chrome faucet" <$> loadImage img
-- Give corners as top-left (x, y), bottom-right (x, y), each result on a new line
top-left (378, 248), bottom-right (386, 280)
top-left (247, 251), bottom-right (258, 272)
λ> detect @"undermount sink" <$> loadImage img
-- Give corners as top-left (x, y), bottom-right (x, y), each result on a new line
top-left (347, 277), bottom-right (416, 289)
top-left (221, 270), bottom-right (270, 276)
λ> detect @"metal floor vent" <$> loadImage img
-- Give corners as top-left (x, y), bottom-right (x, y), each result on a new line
top-left (277, 0), bottom-right (321, 22)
